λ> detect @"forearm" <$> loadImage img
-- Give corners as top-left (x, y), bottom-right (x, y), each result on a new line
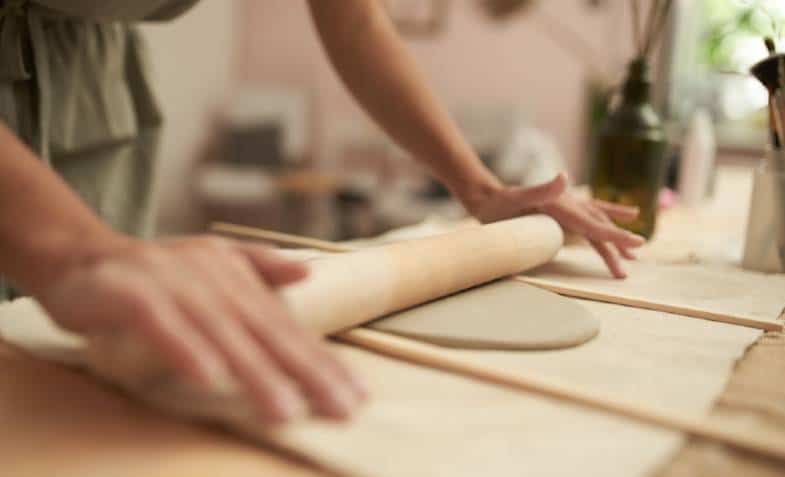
top-left (0, 123), bottom-right (124, 294)
top-left (307, 0), bottom-right (501, 207)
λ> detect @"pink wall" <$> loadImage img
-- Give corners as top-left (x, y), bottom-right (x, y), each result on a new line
top-left (142, 0), bottom-right (236, 234)
top-left (237, 0), bottom-right (635, 176)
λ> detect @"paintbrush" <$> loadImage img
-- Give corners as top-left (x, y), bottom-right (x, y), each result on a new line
top-left (776, 54), bottom-right (785, 268)
top-left (765, 38), bottom-right (781, 149)
top-left (777, 53), bottom-right (785, 159)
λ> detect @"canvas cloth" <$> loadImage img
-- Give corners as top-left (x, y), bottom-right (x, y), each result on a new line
top-left (0, 264), bottom-right (767, 477)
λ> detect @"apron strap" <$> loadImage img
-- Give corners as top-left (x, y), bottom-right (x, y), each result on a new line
top-left (0, 0), bottom-right (31, 82)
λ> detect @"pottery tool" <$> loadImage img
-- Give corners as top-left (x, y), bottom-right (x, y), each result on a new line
top-left (279, 216), bottom-right (563, 335)
top-left (335, 328), bottom-right (785, 464)
top-left (212, 223), bottom-right (784, 332)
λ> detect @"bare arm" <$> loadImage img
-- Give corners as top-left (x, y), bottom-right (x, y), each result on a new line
top-left (0, 124), bottom-right (118, 294)
top-left (307, 0), bottom-right (645, 277)
top-left (0, 123), bottom-right (365, 422)
top-left (306, 0), bottom-right (498, 206)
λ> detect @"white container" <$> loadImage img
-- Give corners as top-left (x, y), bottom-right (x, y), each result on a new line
top-left (678, 109), bottom-right (717, 206)
top-left (742, 153), bottom-right (785, 273)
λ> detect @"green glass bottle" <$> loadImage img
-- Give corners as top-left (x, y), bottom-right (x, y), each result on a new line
top-left (590, 59), bottom-right (668, 239)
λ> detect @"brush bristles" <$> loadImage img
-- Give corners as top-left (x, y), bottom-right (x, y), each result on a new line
top-left (766, 37), bottom-right (777, 55)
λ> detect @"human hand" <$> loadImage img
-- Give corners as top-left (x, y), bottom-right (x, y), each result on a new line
top-left (466, 173), bottom-right (645, 278)
top-left (33, 235), bottom-right (367, 425)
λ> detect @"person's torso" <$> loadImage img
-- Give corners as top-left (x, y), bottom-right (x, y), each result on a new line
top-left (30, 0), bottom-right (201, 22)
top-left (0, 0), bottom-right (201, 240)
top-left (0, 0), bottom-right (201, 298)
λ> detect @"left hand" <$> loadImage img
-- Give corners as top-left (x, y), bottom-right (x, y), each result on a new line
top-left (466, 173), bottom-right (645, 279)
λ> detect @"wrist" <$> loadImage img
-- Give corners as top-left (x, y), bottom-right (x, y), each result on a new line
top-left (451, 168), bottom-right (504, 217)
top-left (20, 225), bottom-right (133, 296)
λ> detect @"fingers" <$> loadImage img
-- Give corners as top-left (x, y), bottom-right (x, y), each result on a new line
top-left (585, 205), bottom-right (639, 262)
top-left (39, 236), bottom-right (364, 427)
top-left (244, 292), bottom-right (363, 419)
top-left (184, 243), bottom-right (364, 421)
top-left (590, 240), bottom-right (626, 279)
top-left (592, 200), bottom-right (640, 222)
top-left (509, 172), bottom-right (568, 209)
top-left (235, 243), bottom-right (309, 287)
top-left (543, 195), bottom-right (644, 278)
top-left (586, 222), bottom-right (646, 248)
top-left (112, 274), bottom-right (227, 389)
top-left (165, 269), bottom-right (310, 424)
top-left (124, 248), bottom-right (309, 424)
top-left (617, 246), bottom-right (637, 261)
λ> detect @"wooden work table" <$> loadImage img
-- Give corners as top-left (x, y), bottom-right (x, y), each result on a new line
top-left (2, 165), bottom-right (783, 477)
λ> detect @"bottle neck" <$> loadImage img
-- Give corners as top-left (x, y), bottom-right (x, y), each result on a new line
top-left (621, 58), bottom-right (651, 105)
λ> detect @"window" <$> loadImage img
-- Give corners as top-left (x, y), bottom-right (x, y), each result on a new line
top-left (664, 0), bottom-right (785, 151)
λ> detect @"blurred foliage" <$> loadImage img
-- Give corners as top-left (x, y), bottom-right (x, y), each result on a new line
top-left (701, 0), bottom-right (785, 72)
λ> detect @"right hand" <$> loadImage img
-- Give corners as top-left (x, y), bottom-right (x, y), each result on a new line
top-left (33, 235), bottom-right (368, 425)
top-left (465, 173), bottom-right (644, 279)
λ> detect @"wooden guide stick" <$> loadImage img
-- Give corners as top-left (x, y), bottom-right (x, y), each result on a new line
top-left (514, 277), bottom-right (783, 333)
top-left (212, 222), bottom-right (355, 253)
top-left (337, 328), bottom-right (785, 463)
top-left (211, 222), bottom-right (783, 332)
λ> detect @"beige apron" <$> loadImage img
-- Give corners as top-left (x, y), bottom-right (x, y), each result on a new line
top-left (0, 0), bottom-right (199, 296)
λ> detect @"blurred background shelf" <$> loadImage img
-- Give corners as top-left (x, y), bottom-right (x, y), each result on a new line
top-left (142, 0), bottom-right (783, 238)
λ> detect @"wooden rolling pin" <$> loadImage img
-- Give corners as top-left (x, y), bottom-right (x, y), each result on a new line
top-left (277, 215), bottom-right (563, 334)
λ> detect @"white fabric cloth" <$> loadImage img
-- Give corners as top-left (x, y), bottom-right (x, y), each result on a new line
top-left (0, 295), bottom-right (761, 477)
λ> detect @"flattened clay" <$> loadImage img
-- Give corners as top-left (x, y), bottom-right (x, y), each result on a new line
top-left (368, 280), bottom-right (600, 350)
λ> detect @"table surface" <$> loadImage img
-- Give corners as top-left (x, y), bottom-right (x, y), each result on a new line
top-left (651, 167), bottom-right (785, 476)
top-left (2, 165), bottom-right (783, 477)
